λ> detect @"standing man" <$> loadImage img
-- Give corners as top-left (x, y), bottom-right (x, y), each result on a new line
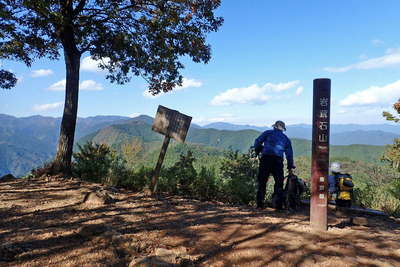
top-left (254, 120), bottom-right (295, 209)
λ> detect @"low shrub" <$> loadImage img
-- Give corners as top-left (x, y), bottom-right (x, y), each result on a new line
top-left (353, 182), bottom-right (400, 216)
top-left (158, 151), bottom-right (197, 195)
top-left (119, 166), bottom-right (152, 191)
top-left (219, 150), bottom-right (257, 205)
top-left (73, 142), bottom-right (115, 183)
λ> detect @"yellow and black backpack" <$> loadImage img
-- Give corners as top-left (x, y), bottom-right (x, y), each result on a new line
top-left (335, 173), bottom-right (354, 207)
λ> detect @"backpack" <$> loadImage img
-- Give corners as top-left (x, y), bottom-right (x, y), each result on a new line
top-left (335, 173), bottom-right (354, 203)
top-left (283, 174), bottom-right (306, 211)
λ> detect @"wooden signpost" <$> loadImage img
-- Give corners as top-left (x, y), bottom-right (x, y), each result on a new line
top-left (310, 78), bottom-right (331, 231)
top-left (150, 105), bottom-right (192, 192)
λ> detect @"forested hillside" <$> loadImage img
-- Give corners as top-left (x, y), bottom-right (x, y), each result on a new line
top-left (0, 114), bottom-right (129, 176)
top-left (81, 120), bottom-right (385, 166)
top-left (0, 114), bottom-right (393, 176)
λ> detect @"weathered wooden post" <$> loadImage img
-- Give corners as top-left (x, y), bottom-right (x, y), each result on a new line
top-left (150, 105), bottom-right (192, 193)
top-left (310, 78), bottom-right (331, 231)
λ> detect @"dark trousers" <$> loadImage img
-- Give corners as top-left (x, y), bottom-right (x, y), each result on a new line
top-left (256, 155), bottom-right (284, 208)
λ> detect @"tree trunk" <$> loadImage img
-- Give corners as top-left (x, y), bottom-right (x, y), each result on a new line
top-left (53, 49), bottom-right (81, 175)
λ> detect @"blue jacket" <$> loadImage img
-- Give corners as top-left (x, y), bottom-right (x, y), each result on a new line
top-left (328, 175), bottom-right (337, 193)
top-left (254, 129), bottom-right (294, 169)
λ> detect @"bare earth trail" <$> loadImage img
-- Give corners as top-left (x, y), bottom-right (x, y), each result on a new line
top-left (0, 177), bottom-right (399, 267)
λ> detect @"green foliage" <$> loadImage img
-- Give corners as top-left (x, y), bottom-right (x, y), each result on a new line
top-left (0, 69), bottom-right (17, 89)
top-left (390, 178), bottom-right (400, 200)
top-left (382, 139), bottom-right (400, 172)
top-left (381, 99), bottom-right (400, 203)
top-left (119, 166), bottom-right (153, 191)
top-left (157, 149), bottom-right (258, 204)
top-left (0, 0), bottom-right (223, 91)
top-left (193, 167), bottom-right (220, 201)
top-left (219, 150), bottom-right (258, 205)
top-left (107, 154), bottom-right (131, 186)
top-left (158, 151), bottom-right (197, 195)
top-left (73, 142), bottom-right (116, 183)
top-left (383, 99), bottom-right (400, 123)
top-left (73, 141), bottom-right (147, 188)
top-left (353, 183), bottom-right (400, 216)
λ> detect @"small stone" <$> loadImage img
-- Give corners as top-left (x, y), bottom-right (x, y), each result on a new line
top-left (154, 248), bottom-right (176, 263)
top-left (83, 192), bottom-right (105, 206)
top-left (82, 190), bottom-right (115, 207)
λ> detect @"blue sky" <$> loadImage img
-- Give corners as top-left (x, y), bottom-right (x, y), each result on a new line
top-left (1, 0), bottom-right (400, 126)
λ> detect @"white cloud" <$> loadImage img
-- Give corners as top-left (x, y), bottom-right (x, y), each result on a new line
top-left (371, 39), bottom-right (384, 46)
top-left (143, 77), bottom-right (202, 98)
top-left (295, 86), bottom-right (304, 96)
top-left (359, 54), bottom-right (368, 60)
top-left (340, 80), bottom-right (400, 107)
top-left (81, 56), bottom-right (110, 72)
top-left (31, 69), bottom-right (54, 77)
top-left (33, 102), bottom-right (63, 112)
top-left (79, 80), bottom-right (104, 91)
top-left (324, 50), bottom-right (400, 72)
top-left (48, 79), bottom-right (104, 91)
top-left (48, 79), bottom-right (66, 91)
top-left (177, 78), bottom-right (202, 90)
top-left (210, 81), bottom-right (299, 106)
top-left (193, 113), bottom-right (238, 125)
top-left (16, 75), bottom-right (23, 84)
top-left (143, 90), bottom-right (158, 98)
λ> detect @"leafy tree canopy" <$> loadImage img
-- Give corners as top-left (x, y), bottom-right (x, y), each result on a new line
top-left (382, 99), bottom-right (400, 172)
top-left (0, 69), bottom-right (16, 89)
top-left (0, 0), bottom-right (223, 93)
top-left (383, 99), bottom-right (400, 123)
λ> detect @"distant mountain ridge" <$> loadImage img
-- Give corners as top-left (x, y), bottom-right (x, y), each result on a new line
top-left (0, 113), bottom-right (397, 176)
top-left (203, 122), bottom-right (268, 132)
top-left (203, 121), bottom-right (399, 135)
top-left (203, 122), bottom-right (399, 145)
top-left (82, 119), bottom-right (385, 165)
top-left (0, 114), bottom-right (131, 176)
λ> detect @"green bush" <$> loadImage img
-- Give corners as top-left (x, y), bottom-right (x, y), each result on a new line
top-left (353, 182), bottom-right (400, 216)
top-left (119, 166), bottom-right (152, 191)
top-left (219, 150), bottom-right (257, 205)
top-left (107, 155), bottom-right (131, 186)
top-left (74, 141), bottom-right (151, 189)
top-left (193, 167), bottom-right (220, 201)
top-left (158, 151), bottom-right (197, 195)
top-left (390, 178), bottom-right (400, 200)
top-left (73, 142), bottom-right (115, 183)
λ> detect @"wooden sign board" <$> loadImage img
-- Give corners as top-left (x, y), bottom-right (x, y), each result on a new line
top-left (150, 105), bottom-right (192, 193)
top-left (152, 105), bottom-right (192, 143)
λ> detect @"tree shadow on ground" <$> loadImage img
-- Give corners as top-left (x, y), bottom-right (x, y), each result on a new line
top-left (0, 178), bottom-right (399, 266)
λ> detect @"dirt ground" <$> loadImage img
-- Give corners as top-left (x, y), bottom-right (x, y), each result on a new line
top-left (0, 176), bottom-right (399, 267)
